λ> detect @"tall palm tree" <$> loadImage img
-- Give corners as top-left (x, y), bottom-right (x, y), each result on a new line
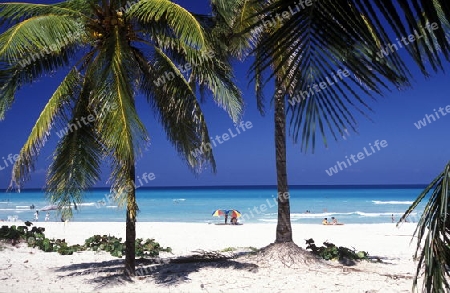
top-left (0, 0), bottom-right (243, 276)
top-left (224, 0), bottom-right (450, 289)
top-left (215, 0), bottom-right (422, 243)
top-left (253, 1), bottom-right (450, 290)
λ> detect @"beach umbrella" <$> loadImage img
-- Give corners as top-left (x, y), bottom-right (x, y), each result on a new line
top-left (226, 210), bottom-right (241, 218)
top-left (212, 209), bottom-right (227, 217)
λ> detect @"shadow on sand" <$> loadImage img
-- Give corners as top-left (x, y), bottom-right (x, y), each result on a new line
top-left (53, 251), bottom-right (259, 290)
top-left (52, 248), bottom-right (402, 291)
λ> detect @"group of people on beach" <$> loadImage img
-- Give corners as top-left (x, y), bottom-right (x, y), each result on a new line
top-left (224, 214), bottom-right (239, 225)
top-left (322, 217), bottom-right (340, 225)
top-left (33, 210), bottom-right (50, 222)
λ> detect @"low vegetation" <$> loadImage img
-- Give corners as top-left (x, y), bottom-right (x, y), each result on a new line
top-left (305, 238), bottom-right (368, 261)
top-left (220, 247), bottom-right (237, 252)
top-left (0, 222), bottom-right (171, 257)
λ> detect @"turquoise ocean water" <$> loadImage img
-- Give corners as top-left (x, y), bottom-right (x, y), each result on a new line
top-left (0, 185), bottom-right (428, 224)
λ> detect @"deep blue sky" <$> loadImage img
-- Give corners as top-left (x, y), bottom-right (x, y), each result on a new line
top-left (0, 1), bottom-right (449, 188)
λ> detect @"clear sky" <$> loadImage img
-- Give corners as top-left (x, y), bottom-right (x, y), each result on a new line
top-left (0, 1), bottom-right (449, 188)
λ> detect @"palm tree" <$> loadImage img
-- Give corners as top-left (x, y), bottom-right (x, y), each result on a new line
top-left (400, 162), bottom-right (450, 292)
top-left (253, 1), bottom-right (450, 290)
top-left (215, 0), bottom-right (422, 244)
top-left (224, 0), bottom-right (450, 289)
top-left (0, 0), bottom-right (243, 276)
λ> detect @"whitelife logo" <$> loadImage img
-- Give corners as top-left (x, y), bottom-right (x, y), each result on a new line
top-left (325, 140), bottom-right (388, 176)
top-left (414, 105), bottom-right (450, 130)
top-left (190, 121), bottom-right (253, 158)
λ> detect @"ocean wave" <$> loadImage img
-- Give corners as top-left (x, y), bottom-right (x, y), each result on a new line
top-left (291, 213), bottom-right (334, 218)
top-left (106, 206), bottom-right (118, 208)
top-left (290, 211), bottom-right (413, 218)
top-left (354, 211), bottom-right (388, 217)
top-left (372, 200), bottom-right (413, 205)
top-left (258, 219), bottom-right (277, 223)
top-left (352, 211), bottom-right (417, 217)
top-left (77, 202), bottom-right (96, 207)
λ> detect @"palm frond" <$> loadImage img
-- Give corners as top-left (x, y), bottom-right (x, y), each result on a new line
top-left (211, 0), bottom-right (263, 59)
top-left (89, 27), bottom-right (148, 210)
top-left (133, 47), bottom-right (217, 172)
top-left (0, 1), bottom-right (91, 27)
top-left (10, 68), bottom-right (82, 189)
top-left (0, 13), bottom-right (86, 116)
top-left (46, 80), bottom-right (103, 219)
top-left (254, 0), bottom-right (450, 85)
top-left (244, 0), bottom-right (450, 152)
top-left (0, 46), bottom-right (82, 120)
top-left (135, 12), bottom-right (244, 123)
top-left (0, 15), bottom-right (85, 64)
top-left (127, 0), bottom-right (206, 50)
top-left (399, 162), bottom-right (450, 292)
top-left (187, 51), bottom-right (243, 123)
top-left (250, 0), bottom-right (411, 152)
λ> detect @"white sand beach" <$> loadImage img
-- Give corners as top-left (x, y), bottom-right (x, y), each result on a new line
top-left (0, 222), bottom-right (422, 292)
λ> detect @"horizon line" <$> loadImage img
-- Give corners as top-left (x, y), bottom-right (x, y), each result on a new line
top-left (0, 183), bottom-right (429, 192)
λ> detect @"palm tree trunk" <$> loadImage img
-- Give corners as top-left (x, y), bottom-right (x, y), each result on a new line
top-left (125, 164), bottom-right (136, 277)
top-left (274, 87), bottom-right (293, 243)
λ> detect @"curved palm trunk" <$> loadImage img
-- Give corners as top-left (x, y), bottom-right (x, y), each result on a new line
top-left (125, 164), bottom-right (136, 277)
top-left (274, 87), bottom-right (293, 243)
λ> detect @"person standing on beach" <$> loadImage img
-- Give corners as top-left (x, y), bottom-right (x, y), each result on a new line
top-left (45, 212), bottom-right (50, 222)
top-left (224, 213), bottom-right (228, 224)
top-left (34, 210), bottom-right (39, 221)
top-left (391, 214), bottom-right (395, 223)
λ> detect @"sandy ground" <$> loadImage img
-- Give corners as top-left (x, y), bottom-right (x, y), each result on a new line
top-left (0, 222), bottom-right (423, 292)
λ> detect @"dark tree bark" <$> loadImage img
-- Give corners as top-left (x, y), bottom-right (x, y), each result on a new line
top-left (274, 87), bottom-right (293, 243)
top-left (125, 164), bottom-right (137, 276)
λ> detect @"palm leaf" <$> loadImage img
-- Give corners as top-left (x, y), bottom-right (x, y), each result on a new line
top-left (46, 80), bottom-right (103, 219)
top-left (399, 163), bottom-right (450, 292)
top-left (0, 1), bottom-right (91, 26)
top-left (10, 68), bottom-right (82, 189)
top-left (133, 47), bottom-right (217, 172)
top-left (211, 0), bottom-right (263, 59)
top-left (127, 0), bottom-right (206, 49)
top-left (250, 0), bottom-right (410, 152)
top-left (0, 15), bottom-right (85, 63)
top-left (0, 49), bottom-right (79, 120)
top-left (0, 14), bottom-right (86, 118)
top-left (254, 0), bottom-right (450, 84)
top-left (186, 49), bottom-right (243, 123)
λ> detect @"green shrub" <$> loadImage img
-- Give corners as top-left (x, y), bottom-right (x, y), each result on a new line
top-left (0, 223), bottom-right (171, 258)
top-left (84, 235), bottom-right (124, 257)
top-left (85, 235), bottom-right (171, 258)
top-left (221, 247), bottom-right (237, 252)
top-left (305, 238), bottom-right (368, 261)
top-left (135, 238), bottom-right (172, 258)
top-left (0, 225), bottom-right (23, 241)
